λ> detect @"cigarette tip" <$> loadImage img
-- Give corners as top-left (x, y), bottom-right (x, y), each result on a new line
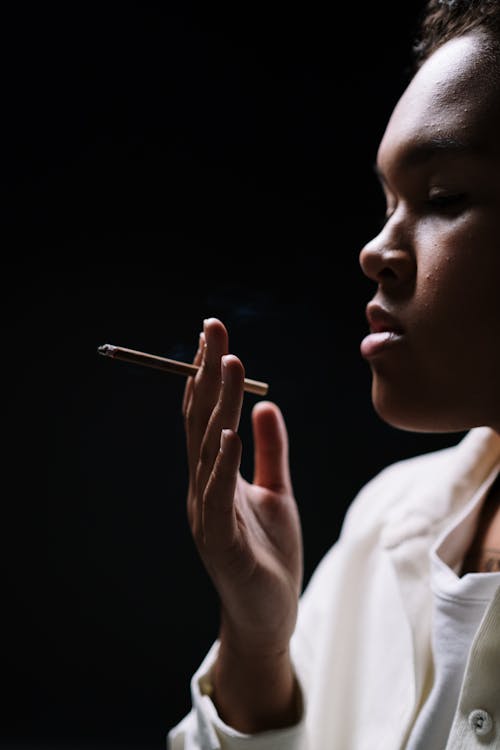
top-left (97, 344), bottom-right (115, 356)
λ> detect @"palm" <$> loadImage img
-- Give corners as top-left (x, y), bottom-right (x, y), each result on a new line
top-left (183, 317), bottom-right (303, 654)
top-left (203, 472), bottom-right (303, 650)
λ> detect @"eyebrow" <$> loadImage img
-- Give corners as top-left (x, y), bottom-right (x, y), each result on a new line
top-left (374, 135), bottom-right (472, 183)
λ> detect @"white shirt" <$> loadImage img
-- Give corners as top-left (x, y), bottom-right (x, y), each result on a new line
top-left (407, 486), bottom-right (500, 748)
top-left (168, 427), bottom-right (500, 750)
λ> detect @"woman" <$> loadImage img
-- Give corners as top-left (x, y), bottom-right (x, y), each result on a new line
top-left (169, 2), bottom-right (500, 747)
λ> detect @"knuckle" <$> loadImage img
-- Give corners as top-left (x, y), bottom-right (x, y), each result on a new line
top-left (198, 439), bottom-right (213, 468)
top-left (211, 457), bottom-right (231, 485)
top-left (184, 402), bottom-right (196, 428)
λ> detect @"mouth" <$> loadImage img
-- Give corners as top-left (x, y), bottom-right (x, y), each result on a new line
top-left (360, 303), bottom-right (405, 359)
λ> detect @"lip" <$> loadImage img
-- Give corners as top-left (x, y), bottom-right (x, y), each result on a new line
top-left (360, 303), bottom-right (405, 359)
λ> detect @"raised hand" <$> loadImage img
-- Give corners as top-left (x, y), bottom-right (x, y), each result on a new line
top-left (182, 317), bottom-right (303, 731)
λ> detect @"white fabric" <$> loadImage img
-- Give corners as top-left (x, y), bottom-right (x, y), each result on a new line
top-left (406, 487), bottom-right (500, 749)
top-left (168, 426), bottom-right (500, 750)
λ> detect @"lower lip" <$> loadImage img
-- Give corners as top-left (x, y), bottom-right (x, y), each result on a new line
top-left (360, 331), bottom-right (404, 359)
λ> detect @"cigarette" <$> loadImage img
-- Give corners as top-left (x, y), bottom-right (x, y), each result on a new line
top-left (97, 343), bottom-right (269, 396)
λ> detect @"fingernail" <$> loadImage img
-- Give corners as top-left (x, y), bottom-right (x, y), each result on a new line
top-left (220, 428), bottom-right (231, 452)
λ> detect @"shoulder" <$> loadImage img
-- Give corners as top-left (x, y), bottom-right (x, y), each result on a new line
top-left (342, 426), bottom-right (500, 537)
top-left (299, 427), bottom-right (500, 603)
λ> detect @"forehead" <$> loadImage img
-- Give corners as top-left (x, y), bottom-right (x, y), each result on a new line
top-left (377, 33), bottom-right (500, 170)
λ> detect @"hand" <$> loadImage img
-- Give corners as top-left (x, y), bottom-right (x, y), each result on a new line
top-left (183, 317), bottom-right (303, 654)
top-left (182, 317), bottom-right (303, 731)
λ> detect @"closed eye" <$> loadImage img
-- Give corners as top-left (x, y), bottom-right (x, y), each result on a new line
top-left (378, 193), bottom-right (467, 228)
top-left (426, 193), bottom-right (467, 213)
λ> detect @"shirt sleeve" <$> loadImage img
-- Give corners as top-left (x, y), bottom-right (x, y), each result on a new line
top-left (167, 641), bottom-right (307, 750)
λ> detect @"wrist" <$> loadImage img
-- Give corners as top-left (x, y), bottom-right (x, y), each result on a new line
top-left (211, 638), bottom-right (301, 733)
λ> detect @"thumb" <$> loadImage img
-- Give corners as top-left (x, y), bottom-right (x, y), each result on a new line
top-left (252, 401), bottom-right (292, 493)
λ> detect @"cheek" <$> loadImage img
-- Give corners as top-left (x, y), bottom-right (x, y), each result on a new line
top-left (415, 216), bottom-right (500, 333)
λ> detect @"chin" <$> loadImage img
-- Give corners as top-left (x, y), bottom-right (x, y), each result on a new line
top-left (371, 382), bottom-right (474, 435)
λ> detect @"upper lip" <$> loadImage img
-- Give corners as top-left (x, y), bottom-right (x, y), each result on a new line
top-left (365, 303), bottom-right (405, 334)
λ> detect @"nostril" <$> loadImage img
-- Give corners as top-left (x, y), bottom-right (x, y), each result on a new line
top-left (360, 243), bottom-right (415, 286)
top-left (378, 267), bottom-right (398, 281)
top-left (359, 247), bottom-right (398, 282)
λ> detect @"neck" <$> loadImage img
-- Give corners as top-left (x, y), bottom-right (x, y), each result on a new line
top-left (460, 474), bottom-right (500, 574)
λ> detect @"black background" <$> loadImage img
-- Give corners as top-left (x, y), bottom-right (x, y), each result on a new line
top-left (2, 2), bottom-right (464, 747)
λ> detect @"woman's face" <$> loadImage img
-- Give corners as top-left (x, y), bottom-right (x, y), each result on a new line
top-left (359, 32), bottom-right (500, 434)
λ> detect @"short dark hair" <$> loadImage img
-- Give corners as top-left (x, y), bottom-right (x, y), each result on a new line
top-left (412, 0), bottom-right (500, 69)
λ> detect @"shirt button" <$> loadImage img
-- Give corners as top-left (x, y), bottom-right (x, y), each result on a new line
top-left (468, 709), bottom-right (493, 737)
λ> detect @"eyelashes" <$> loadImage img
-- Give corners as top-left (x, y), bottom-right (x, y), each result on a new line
top-left (425, 193), bottom-right (466, 210)
top-left (378, 193), bottom-right (467, 228)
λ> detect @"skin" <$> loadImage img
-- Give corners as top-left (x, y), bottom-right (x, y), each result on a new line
top-left (183, 320), bottom-right (302, 731)
top-left (461, 476), bottom-right (500, 574)
top-left (182, 31), bottom-right (500, 733)
top-left (359, 33), bottom-right (500, 434)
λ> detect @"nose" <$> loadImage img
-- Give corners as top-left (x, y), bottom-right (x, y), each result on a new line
top-left (359, 222), bottom-right (415, 287)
